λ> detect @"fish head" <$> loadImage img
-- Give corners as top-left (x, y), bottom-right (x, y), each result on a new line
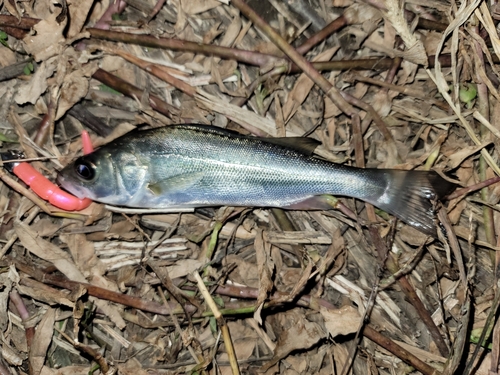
top-left (58, 151), bottom-right (118, 202)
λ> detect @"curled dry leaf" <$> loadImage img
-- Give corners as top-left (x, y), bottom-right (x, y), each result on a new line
top-left (22, 13), bottom-right (66, 62)
top-left (263, 309), bottom-right (327, 370)
top-left (319, 305), bottom-right (361, 337)
top-left (56, 66), bottom-right (98, 120)
top-left (29, 308), bottom-right (55, 375)
top-left (0, 267), bottom-right (19, 332)
top-left (14, 58), bottom-right (57, 105)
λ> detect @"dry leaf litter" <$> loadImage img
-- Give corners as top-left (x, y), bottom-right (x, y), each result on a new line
top-left (0, 0), bottom-right (499, 374)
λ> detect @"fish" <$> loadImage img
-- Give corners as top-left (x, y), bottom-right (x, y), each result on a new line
top-left (57, 124), bottom-right (456, 236)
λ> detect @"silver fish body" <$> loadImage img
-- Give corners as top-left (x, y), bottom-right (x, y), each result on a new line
top-left (58, 125), bottom-right (456, 236)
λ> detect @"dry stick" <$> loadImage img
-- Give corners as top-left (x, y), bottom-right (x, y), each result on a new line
top-left (363, 326), bottom-right (440, 375)
top-left (87, 28), bottom-right (282, 68)
top-left (463, 280), bottom-right (500, 375)
top-left (193, 271), bottom-right (241, 375)
top-left (296, 15), bottom-right (348, 55)
top-left (9, 290), bottom-right (35, 347)
top-left (446, 176), bottom-right (500, 200)
top-left (0, 58), bottom-right (33, 82)
top-left (0, 15), bottom-right (39, 29)
top-left (473, 32), bottom-right (497, 263)
top-left (292, 54), bottom-right (462, 73)
top-left (91, 68), bottom-right (179, 118)
top-left (0, 15), bottom-right (39, 39)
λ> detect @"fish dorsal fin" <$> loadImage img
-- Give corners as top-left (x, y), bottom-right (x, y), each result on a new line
top-left (174, 124), bottom-right (246, 138)
top-left (175, 124), bottom-right (321, 156)
top-left (261, 137), bottom-right (320, 156)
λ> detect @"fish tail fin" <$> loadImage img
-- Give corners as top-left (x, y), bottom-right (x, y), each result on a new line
top-left (364, 170), bottom-right (457, 237)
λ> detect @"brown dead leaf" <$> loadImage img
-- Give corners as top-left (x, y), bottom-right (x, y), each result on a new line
top-left (15, 220), bottom-right (88, 283)
top-left (220, 15), bottom-right (242, 48)
top-left (319, 305), bottom-right (361, 337)
top-left (0, 267), bottom-right (19, 332)
top-left (29, 308), bottom-right (55, 375)
top-left (59, 234), bottom-right (106, 279)
top-left (41, 366), bottom-right (90, 375)
top-left (446, 141), bottom-right (493, 169)
top-left (225, 254), bottom-right (260, 288)
top-left (181, 0), bottom-right (221, 15)
top-left (167, 259), bottom-right (205, 279)
top-left (66, 0), bottom-right (94, 38)
top-left (117, 358), bottom-right (151, 375)
top-left (218, 320), bottom-right (258, 367)
top-left (22, 13), bottom-right (66, 62)
top-left (16, 282), bottom-right (74, 308)
top-left (15, 58), bottom-right (57, 105)
top-left (0, 44), bottom-right (17, 67)
top-left (263, 309), bottom-right (327, 370)
top-left (4, 0), bottom-right (22, 19)
top-left (55, 69), bottom-right (92, 120)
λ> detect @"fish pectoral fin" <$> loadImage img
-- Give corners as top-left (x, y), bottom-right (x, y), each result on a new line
top-left (147, 172), bottom-right (204, 196)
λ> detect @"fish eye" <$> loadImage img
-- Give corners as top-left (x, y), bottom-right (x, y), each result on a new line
top-left (74, 160), bottom-right (96, 181)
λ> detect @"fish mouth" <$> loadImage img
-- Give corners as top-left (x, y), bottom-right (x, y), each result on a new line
top-left (56, 174), bottom-right (88, 199)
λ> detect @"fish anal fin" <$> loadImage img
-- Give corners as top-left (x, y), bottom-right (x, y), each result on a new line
top-left (282, 195), bottom-right (333, 210)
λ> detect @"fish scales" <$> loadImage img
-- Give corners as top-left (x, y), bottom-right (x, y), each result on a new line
top-left (58, 124), bottom-right (457, 236)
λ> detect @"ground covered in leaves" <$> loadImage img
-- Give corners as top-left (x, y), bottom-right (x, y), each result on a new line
top-left (0, 0), bottom-right (499, 374)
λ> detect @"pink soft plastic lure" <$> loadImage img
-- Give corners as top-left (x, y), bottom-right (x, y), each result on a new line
top-left (2, 131), bottom-right (93, 211)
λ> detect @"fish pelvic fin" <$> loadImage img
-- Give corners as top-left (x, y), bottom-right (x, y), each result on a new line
top-left (366, 170), bottom-right (457, 237)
